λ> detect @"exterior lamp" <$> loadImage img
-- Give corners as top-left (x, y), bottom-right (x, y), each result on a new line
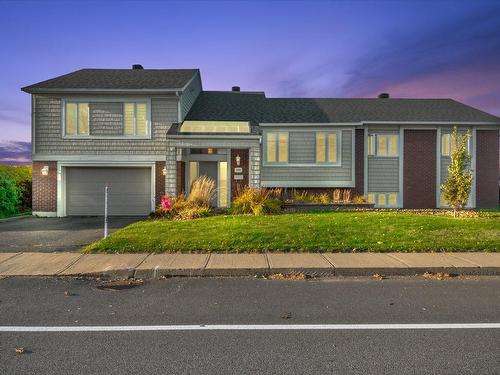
top-left (41, 165), bottom-right (49, 176)
top-left (162, 167), bottom-right (167, 176)
top-left (235, 155), bottom-right (241, 166)
top-left (207, 148), bottom-right (214, 154)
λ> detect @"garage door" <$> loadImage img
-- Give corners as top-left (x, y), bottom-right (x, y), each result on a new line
top-left (66, 167), bottom-right (151, 216)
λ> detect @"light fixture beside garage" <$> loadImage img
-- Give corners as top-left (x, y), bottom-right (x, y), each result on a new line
top-left (162, 166), bottom-right (167, 176)
top-left (235, 155), bottom-right (241, 166)
top-left (41, 165), bottom-right (49, 176)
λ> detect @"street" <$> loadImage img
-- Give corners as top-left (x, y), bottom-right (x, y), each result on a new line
top-left (0, 276), bottom-right (499, 374)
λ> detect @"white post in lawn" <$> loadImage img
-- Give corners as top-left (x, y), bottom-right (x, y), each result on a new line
top-left (104, 184), bottom-right (109, 238)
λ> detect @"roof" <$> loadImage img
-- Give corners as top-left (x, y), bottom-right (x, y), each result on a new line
top-left (184, 91), bottom-right (266, 124)
top-left (185, 92), bottom-right (500, 124)
top-left (21, 68), bottom-right (199, 93)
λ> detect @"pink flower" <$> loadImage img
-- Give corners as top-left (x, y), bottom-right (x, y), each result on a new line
top-left (160, 195), bottom-right (173, 211)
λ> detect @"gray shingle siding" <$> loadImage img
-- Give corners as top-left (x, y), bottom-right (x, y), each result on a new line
top-left (89, 102), bottom-right (123, 136)
top-left (180, 73), bottom-right (202, 121)
top-left (34, 95), bottom-right (177, 155)
top-left (261, 129), bottom-right (353, 185)
top-left (289, 132), bottom-right (316, 164)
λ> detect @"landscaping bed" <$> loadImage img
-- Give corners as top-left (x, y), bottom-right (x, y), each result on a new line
top-left (84, 211), bottom-right (500, 253)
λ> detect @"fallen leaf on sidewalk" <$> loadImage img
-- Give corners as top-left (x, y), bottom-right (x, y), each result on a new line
top-left (268, 273), bottom-right (306, 281)
top-left (281, 312), bottom-right (292, 319)
top-left (372, 273), bottom-right (385, 280)
top-left (15, 347), bottom-right (26, 354)
top-left (423, 272), bottom-right (453, 281)
top-left (64, 291), bottom-right (73, 297)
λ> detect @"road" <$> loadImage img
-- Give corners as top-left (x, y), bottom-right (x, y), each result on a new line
top-left (0, 276), bottom-right (499, 374)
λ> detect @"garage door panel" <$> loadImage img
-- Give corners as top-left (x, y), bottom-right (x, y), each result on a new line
top-left (66, 167), bottom-right (151, 216)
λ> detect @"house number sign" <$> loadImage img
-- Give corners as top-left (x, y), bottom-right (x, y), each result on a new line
top-left (234, 174), bottom-right (244, 180)
top-left (234, 167), bottom-right (243, 173)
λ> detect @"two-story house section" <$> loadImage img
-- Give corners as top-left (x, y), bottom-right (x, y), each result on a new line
top-left (22, 66), bottom-right (500, 216)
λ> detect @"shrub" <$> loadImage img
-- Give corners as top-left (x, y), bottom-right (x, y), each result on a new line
top-left (333, 189), bottom-right (341, 202)
top-left (315, 193), bottom-right (331, 204)
top-left (292, 190), bottom-right (312, 203)
top-left (231, 187), bottom-right (282, 215)
top-left (0, 166), bottom-right (32, 213)
top-left (175, 206), bottom-right (213, 220)
top-left (342, 189), bottom-right (352, 203)
top-left (352, 195), bottom-right (367, 204)
top-left (441, 127), bottom-right (473, 217)
top-left (0, 177), bottom-right (21, 218)
top-left (188, 176), bottom-right (216, 208)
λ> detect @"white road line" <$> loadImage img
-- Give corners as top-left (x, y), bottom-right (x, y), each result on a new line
top-left (1, 323), bottom-right (500, 332)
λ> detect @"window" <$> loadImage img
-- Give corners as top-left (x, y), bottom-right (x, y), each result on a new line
top-left (316, 132), bottom-right (338, 163)
top-left (189, 161), bottom-right (198, 190)
top-left (368, 192), bottom-right (398, 207)
top-left (441, 133), bottom-right (469, 156)
top-left (266, 132), bottom-right (288, 163)
top-left (369, 134), bottom-right (399, 157)
top-left (124, 102), bottom-right (148, 136)
top-left (218, 161), bottom-right (228, 208)
top-left (180, 121), bottom-right (250, 133)
top-left (65, 102), bottom-right (89, 136)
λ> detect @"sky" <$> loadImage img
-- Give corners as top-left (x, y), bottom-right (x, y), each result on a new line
top-left (1, 0), bottom-right (499, 164)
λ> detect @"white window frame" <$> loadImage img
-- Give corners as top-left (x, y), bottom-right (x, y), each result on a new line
top-left (264, 131), bottom-right (289, 164)
top-left (61, 97), bottom-right (152, 139)
top-left (63, 102), bottom-right (89, 137)
top-left (368, 134), bottom-right (399, 157)
top-left (441, 132), bottom-right (470, 157)
top-left (315, 131), bottom-right (340, 165)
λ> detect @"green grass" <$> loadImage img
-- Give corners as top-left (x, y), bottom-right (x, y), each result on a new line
top-left (84, 211), bottom-right (500, 253)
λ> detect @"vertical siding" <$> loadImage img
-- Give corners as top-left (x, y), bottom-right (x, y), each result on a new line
top-left (180, 73), bottom-right (202, 121)
top-left (33, 95), bottom-right (177, 155)
top-left (90, 102), bottom-right (123, 136)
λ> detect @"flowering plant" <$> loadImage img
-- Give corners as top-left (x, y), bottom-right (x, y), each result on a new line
top-left (160, 195), bottom-right (174, 211)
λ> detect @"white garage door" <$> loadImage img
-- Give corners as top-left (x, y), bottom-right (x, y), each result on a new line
top-left (66, 167), bottom-right (152, 216)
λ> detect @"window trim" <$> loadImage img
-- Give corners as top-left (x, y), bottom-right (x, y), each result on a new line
top-left (367, 133), bottom-right (399, 157)
top-left (315, 131), bottom-right (340, 165)
top-left (263, 129), bottom-right (344, 167)
top-left (264, 131), bottom-right (289, 164)
top-left (61, 97), bottom-right (152, 139)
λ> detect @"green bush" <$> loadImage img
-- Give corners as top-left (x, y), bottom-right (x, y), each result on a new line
top-left (0, 165), bottom-right (32, 214)
top-left (231, 187), bottom-right (282, 215)
top-left (0, 177), bottom-right (22, 218)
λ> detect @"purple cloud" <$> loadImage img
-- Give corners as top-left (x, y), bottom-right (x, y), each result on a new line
top-left (0, 141), bottom-right (31, 165)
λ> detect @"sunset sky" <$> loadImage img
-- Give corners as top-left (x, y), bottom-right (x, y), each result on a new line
top-left (1, 0), bottom-right (499, 164)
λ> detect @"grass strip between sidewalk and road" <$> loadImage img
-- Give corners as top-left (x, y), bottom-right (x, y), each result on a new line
top-left (84, 211), bottom-right (500, 253)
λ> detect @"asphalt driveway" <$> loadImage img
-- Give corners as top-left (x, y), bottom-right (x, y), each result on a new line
top-left (0, 216), bottom-right (142, 253)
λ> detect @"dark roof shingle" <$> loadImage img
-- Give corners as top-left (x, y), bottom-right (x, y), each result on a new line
top-left (22, 68), bottom-right (199, 92)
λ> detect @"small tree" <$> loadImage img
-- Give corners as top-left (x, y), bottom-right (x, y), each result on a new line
top-left (441, 127), bottom-right (473, 217)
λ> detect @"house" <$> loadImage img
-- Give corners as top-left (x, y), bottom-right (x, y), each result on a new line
top-left (22, 66), bottom-right (500, 216)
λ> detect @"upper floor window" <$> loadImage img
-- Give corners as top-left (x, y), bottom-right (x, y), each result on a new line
top-left (368, 134), bottom-right (398, 157)
top-left (266, 132), bottom-right (288, 163)
top-left (441, 133), bottom-right (469, 156)
top-left (124, 102), bottom-right (148, 136)
top-left (316, 132), bottom-right (338, 163)
top-left (65, 102), bottom-right (89, 136)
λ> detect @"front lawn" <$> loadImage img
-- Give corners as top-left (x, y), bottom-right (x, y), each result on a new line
top-left (84, 211), bottom-right (500, 253)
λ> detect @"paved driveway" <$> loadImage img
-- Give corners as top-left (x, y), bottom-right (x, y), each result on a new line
top-left (0, 216), bottom-right (142, 253)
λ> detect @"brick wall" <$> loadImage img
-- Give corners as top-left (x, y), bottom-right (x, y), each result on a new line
top-left (32, 161), bottom-right (57, 213)
top-left (353, 129), bottom-right (364, 196)
top-left (403, 130), bottom-right (437, 208)
top-left (176, 161), bottom-right (185, 195)
top-left (231, 149), bottom-right (249, 196)
top-left (154, 161), bottom-right (166, 205)
top-left (476, 130), bottom-right (499, 208)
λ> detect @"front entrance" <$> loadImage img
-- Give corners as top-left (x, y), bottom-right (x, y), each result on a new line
top-left (187, 160), bottom-right (229, 207)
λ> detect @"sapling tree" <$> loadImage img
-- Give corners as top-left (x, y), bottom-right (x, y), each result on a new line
top-left (441, 127), bottom-right (473, 217)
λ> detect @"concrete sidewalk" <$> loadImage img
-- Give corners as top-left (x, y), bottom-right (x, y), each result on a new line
top-left (0, 252), bottom-right (499, 278)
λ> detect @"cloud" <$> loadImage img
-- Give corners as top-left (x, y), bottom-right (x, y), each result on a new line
top-left (340, 4), bottom-right (500, 115)
top-left (0, 141), bottom-right (31, 165)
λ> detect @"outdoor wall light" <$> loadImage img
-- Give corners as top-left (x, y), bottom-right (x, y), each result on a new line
top-left (162, 166), bottom-right (167, 176)
top-left (235, 155), bottom-right (241, 166)
top-left (207, 148), bottom-right (214, 154)
top-left (41, 165), bottom-right (49, 176)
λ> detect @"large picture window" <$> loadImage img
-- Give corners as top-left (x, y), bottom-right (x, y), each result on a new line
top-left (316, 132), bottom-right (338, 163)
top-left (65, 102), bottom-right (89, 136)
top-left (368, 134), bottom-right (398, 157)
top-left (124, 102), bottom-right (148, 136)
top-left (266, 132), bottom-right (288, 163)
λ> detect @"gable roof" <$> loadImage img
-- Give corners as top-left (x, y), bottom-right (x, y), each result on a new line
top-left (21, 68), bottom-right (199, 93)
top-left (185, 92), bottom-right (500, 125)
